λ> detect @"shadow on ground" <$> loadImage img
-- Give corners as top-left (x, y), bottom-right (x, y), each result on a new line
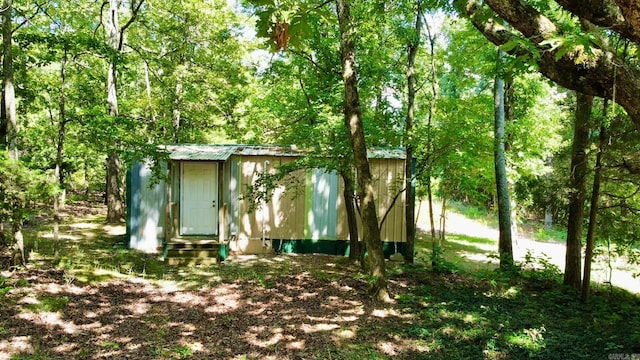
top-left (1, 202), bottom-right (638, 359)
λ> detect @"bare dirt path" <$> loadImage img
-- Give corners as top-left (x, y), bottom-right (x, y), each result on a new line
top-left (415, 199), bottom-right (640, 294)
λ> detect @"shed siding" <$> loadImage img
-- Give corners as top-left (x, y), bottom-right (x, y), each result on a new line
top-left (233, 156), bottom-right (306, 254)
top-left (372, 158), bottom-right (406, 243)
top-left (228, 156), bottom-right (240, 237)
top-left (129, 160), bottom-right (166, 253)
top-left (305, 169), bottom-right (338, 240)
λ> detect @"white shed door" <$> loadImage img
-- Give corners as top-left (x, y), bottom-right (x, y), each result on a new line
top-left (180, 162), bottom-right (218, 235)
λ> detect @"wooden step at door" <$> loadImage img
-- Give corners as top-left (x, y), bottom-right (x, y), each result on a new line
top-left (164, 238), bottom-right (224, 265)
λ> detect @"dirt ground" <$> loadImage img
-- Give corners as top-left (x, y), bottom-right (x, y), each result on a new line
top-left (0, 254), bottom-right (427, 360)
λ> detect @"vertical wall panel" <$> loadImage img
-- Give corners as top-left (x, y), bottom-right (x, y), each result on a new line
top-left (305, 169), bottom-right (338, 240)
top-left (129, 160), bottom-right (167, 253)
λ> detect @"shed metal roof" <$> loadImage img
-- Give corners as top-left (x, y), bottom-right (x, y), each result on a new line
top-left (162, 144), bottom-right (406, 161)
top-left (163, 144), bottom-right (239, 161)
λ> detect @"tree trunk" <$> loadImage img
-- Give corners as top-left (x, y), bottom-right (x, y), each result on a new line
top-left (494, 49), bottom-right (514, 269)
top-left (342, 172), bottom-right (360, 262)
top-left (425, 18), bottom-right (438, 248)
top-left (439, 193), bottom-right (447, 244)
top-left (143, 61), bottom-right (156, 128)
top-left (582, 109), bottom-right (607, 302)
top-left (336, 0), bottom-right (389, 302)
top-left (104, 0), bottom-right (124, 223)
top-left (564, 92), bottom-right (593, 291)
top-left (53, 46), bottom-right (69, 258)
top-left (1, 88), bottom-right (6, 149)
top-left (3, 0), bottom-right (17, 160)
top-left (404, 2), bottom-right (422, 264)
top-left (172, 74), bottom-right (183, 143)
top-left (84, 156), bottom-right (90, 199)
top-left (427, 177), bottom-right (436, 240)
top-left (106, 152), bottom-right (123, 222)
top-left (504, 76), bottom-right (518, 241)
top-left (12, 214), bottom-right (24, 266)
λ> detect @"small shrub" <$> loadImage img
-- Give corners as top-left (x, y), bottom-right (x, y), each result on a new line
top-left (0, 277), bottom-right (13, 296)
top-left (429, 246), bottom-right (460, 274)
top-left (519, 250), bottom-right (562, 283)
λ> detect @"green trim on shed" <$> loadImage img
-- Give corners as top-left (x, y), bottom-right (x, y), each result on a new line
top-left (271, 239), bottom-right (406, 258)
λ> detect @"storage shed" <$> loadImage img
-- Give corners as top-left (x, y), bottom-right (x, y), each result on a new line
top-left (127, 144), bottom-right (411, 264)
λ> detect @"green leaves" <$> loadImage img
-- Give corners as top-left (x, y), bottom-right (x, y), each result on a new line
top-left (0, 152), bottom-right (55, 221)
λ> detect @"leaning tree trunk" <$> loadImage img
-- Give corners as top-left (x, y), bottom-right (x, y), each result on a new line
top-left (564, 92), bottom-right (593, 291)
top-left (494, 49), bottom-right (514, 270)
top-left (404, 2), bottom-right (422, 264)
top-left (336, 0), bottom-right (389, 302)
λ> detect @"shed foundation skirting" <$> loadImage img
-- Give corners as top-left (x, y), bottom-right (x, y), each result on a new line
top-left (269, 239), bottom-right (406, 259)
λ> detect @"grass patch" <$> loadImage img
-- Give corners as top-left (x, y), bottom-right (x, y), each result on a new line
top-left (394, 271), bottom-right (640, 359)
top-left (534, 226), bottom-right (567, 242)
top-left (25, 295), bottom-right (69, 313)
top-left (448, 200), bottom-right (492, 220)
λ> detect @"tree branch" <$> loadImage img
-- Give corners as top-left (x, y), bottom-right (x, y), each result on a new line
top-left (379, 186), bottom-right (406, 230)
top-left (118, 0), bottom-right (145, 51)
top-left (460, 0), bottom-right (640, 129)
top-left (554, 0), bottom-right (638, 42)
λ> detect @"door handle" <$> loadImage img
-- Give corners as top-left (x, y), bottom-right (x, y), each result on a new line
top-left (212, 200), bottom-right (216, 207)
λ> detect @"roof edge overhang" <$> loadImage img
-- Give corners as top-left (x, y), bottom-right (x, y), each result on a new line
top-left (161, 144), bottom-right (407, 161)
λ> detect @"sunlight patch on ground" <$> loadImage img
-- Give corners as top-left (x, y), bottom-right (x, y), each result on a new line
top-left (287, 340), bottom-right (305, 350)
top-left (301, 323), bottom-right (340, 333)
top-left (460, 252), bottom-right (498, 264)
top-left (0, 336), bottom-right (33, 360)
top-left (53, 342), bottom-right (77, 354)
top-left (17, 311), bottom-right (77, 334)
top-left (373, 309), bottom-right (389, 318)
top-left (377, 341), bottom-right (399, 356)
top-left (69, 222), bottom-right (100, 230)
top-left (335, 329), bottom-right (356, 339)
top-left (244, 328), bottom-right (285, 347)
top-left (124, 301), bottom-right (150, 315)
top-left (104, 224), bottom-right (126, 236)
top-left (40, 233), bottom-right (83, 241)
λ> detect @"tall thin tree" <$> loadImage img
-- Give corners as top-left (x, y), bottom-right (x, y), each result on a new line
top-left (2, 0), bottom-right (17, 160)
top-left (582, 101), bottom-right (608, 302)
top-left (404, 0), bottom-right (423, 264)
top-left (103, 0), bottom-right (145, 223)
top-left (493, 49), bottom-right (514, 269)
top-left (564, 92), bottom-right (592, 291)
